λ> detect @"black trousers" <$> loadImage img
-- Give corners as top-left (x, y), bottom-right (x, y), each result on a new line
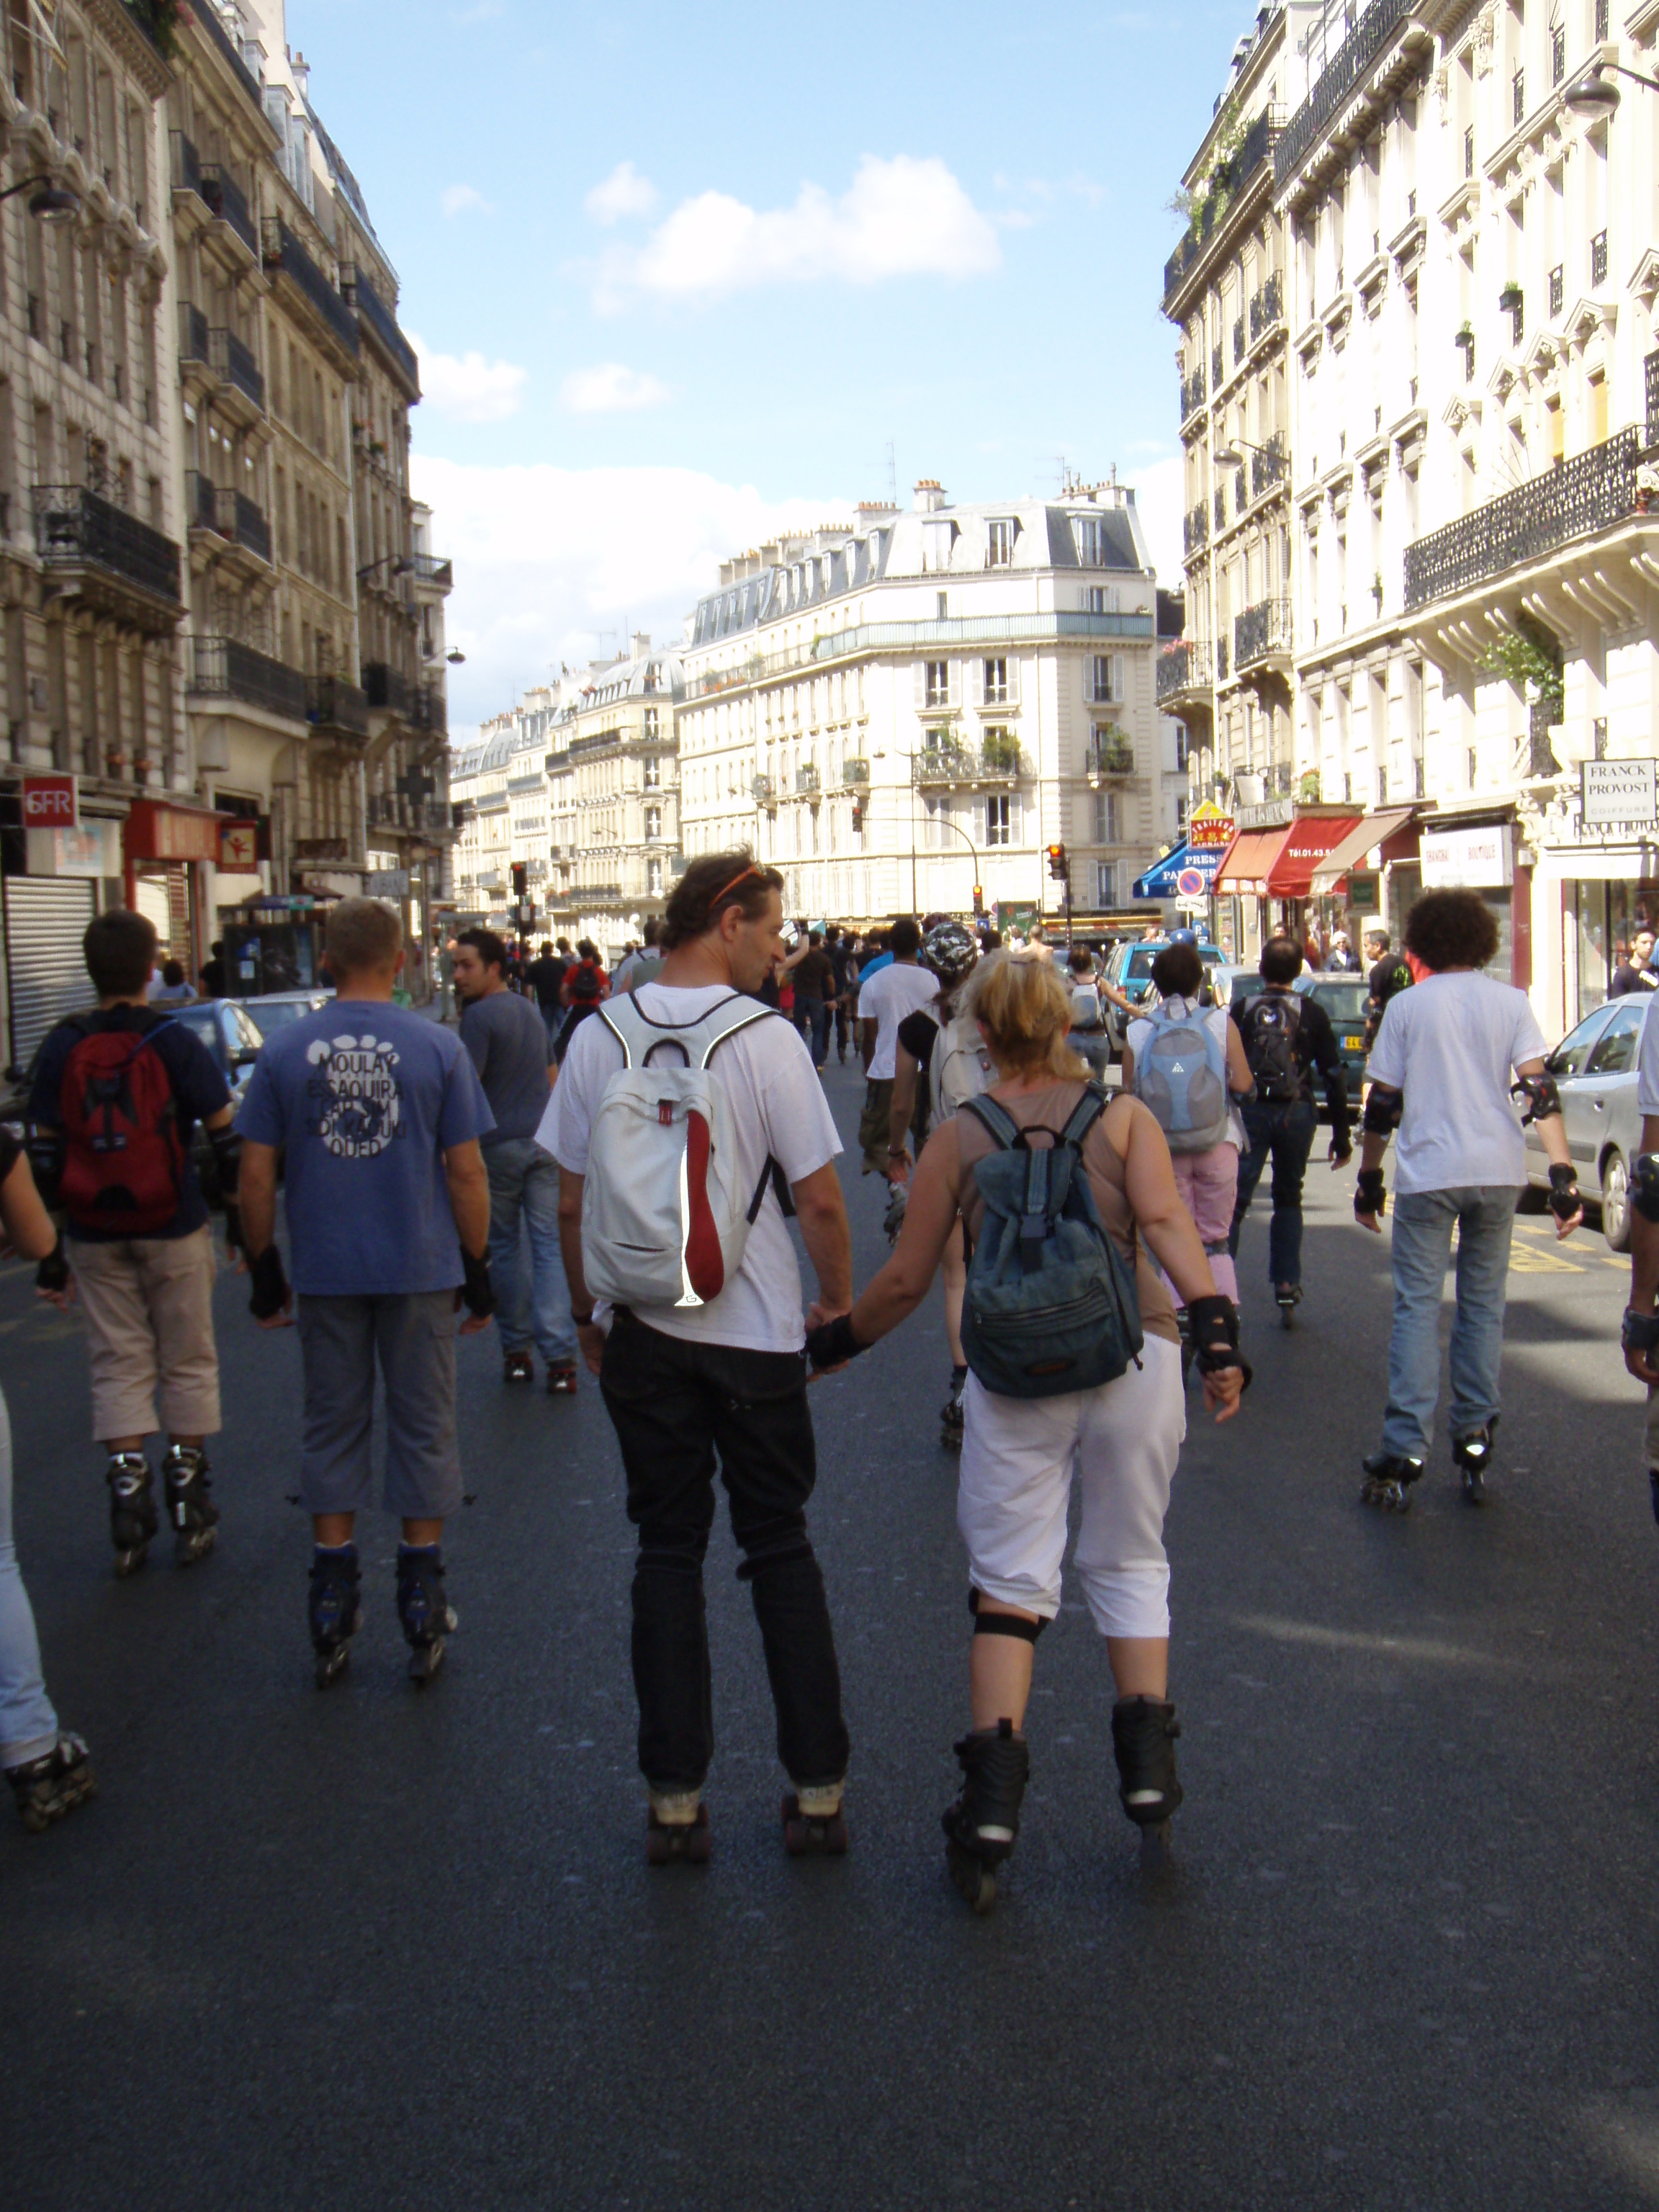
top-left (599, 1311), bottom-right (850, 1792)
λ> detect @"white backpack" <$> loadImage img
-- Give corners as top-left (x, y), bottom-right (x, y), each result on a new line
top-left (580, 991), bottom-right (789, 1311)
top-left (929, 1007), bottom-right (997, 1128)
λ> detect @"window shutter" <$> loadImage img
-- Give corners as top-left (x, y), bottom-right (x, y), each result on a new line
top-left (914, 660), bottom-right (926, 709)
top-left (1113, 653), bottom-right (1126, 703)
top-left (970, 658), bottom-right (984, 707)
top-left (971, 795), bottom-right (986, 845)
top-left (948, 660), bottom-right (961, 709)
top-left (1006, 656), bottom-right (1020, 706)
top-left (1007, 792), bottom-right (1022, 845)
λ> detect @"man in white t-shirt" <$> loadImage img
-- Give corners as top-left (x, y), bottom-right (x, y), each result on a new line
top-left (1617, 992), bottom-right (1659, 1519)
top-left (855, 917), bottom-right (938, 1173)
top-left (1354, 889), bottom-right (1581, 1512)
top-left (540, 849), bottom-right (853, 1859)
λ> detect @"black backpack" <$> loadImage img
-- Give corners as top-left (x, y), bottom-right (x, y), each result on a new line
top-left (1239, 992), bottom-right (1304, 1105)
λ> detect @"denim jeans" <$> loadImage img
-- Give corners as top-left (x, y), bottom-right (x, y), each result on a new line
top-left (1229, 1099), bottom-right (1318, 1286)
top-left (598, 1311), bottom-right (850, 1792)
top-left (802, 998), bottom-right (832, 1069)
top-left (1382, 1185), bottom-right (1518, 1460)
top-left (0, 1388), bottom-right (60, 1769)
top-left (485, 1138), bottom-right (577, 1365)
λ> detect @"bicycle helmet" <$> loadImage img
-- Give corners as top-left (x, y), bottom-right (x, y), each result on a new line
top-left (922, 920), bottom-right (980, 988)
top-left (1167, 926), bottom-right (1200, 947)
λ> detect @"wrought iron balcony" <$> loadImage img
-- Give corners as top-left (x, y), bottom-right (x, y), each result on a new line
top-left (169, 128), bottom-right (202, 202)
top-left (1087, 732), bottom-right (1136, 778)
top-left (1647, 349), bottom-right (1659, 450)
top-left (1233, 316), bottom-right (1245, 366)
top-left (361, 662), bottom-right (414, 717)
top-left (33, 485), bottom-right (181, 613)
top-left (1183, 502), bottom-right (1209, 555)
top-left (1211, 346), bottom-right (1223, 389)
top-left (1275, 0), bottom-right (1411, 188)
top-left (842, 758), bottom-right (870, 786)
top-left (210, 327), bottom-right (264, 410)
top-left (186, 0), bottom-right (266, 107)
top-left (1156, 639), bottom-right (1213, 701)
top-left (1179, 367), bottom-right (1207, 421)
top-left (342, 264), bottom-right (420, 400)
top-left (1249, 272), bottom-right (1284, 344)
top-left (307, 675), bottom-right (369, 737)
top-left (1234, 596), bottom-right (1293, 667)
top-left (1163, 108), bottom-right (1279, 307)
top-left (199, 164), bottom-right (256, 256)
top-left (188, 636), bottom-right (306, 721)
top-left (1549, 264), bottom-right (1564, 318)
top-left (913, 740), bottom-right (1024, 786)
top-left (179, 301), bottom-right (209, 367)
top-left (1213, 486), bottom-right (1227, 531)
top-left (1216, 637), bottom-right (1230, 680)
top-left (1404, 428), bottom-right (1645, 609)
top-left (752, 775), bottom-right (776, 803)
top-left (185, 474), bottom-right (271, 563)
top-left (796, 764), bottom-right (820, 795)
top-left (1591, 230), bottom-right (1609, 288)
top-left (1251, 432), bottom-right (1290, 501)
top-left (411, 685), bottom-right (447, 735)
top-left (261, 220), bottom-right (359, 359)
top-left (408, 552), bottom-right (452, 592)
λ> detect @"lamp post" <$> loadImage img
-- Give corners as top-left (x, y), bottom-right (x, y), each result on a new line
top-left (0, 174), bottom-right (81, 223)
top-left (1563, 60), bottom-right (1659, 115)
top-left (872, 747), bottom-right (982, 918)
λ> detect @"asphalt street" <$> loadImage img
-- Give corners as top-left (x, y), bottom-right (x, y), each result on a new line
top-left (3, 1055), bottom-right (1658, 2211)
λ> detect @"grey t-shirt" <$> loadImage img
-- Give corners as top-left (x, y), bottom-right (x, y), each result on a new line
top-left (460, 988), bottom-right (553, 1145)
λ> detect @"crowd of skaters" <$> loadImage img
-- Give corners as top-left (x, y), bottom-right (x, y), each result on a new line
top-left (4, 856), bottom-right (1652, 1919)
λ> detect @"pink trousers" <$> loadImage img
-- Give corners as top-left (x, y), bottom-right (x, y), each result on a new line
top-left (1168, 1143), bottom-right (1239, 1305)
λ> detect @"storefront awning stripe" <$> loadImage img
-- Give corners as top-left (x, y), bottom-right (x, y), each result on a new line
top-left (1264, 815), bottom-right (1366, 898)
top-left (1213, 827), bottom-right (1291, 896)
top-left (1308, 809), bottom-right (1417, 896)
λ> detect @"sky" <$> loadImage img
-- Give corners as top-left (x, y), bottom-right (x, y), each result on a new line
top-left (288, 0), bottom-right (1260, 737)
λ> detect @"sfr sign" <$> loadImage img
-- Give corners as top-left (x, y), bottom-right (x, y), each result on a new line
top-left (22, 774), bottom-right (78, 830)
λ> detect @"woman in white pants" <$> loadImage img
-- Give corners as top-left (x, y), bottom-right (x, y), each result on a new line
top-left (808, 953), bottom-right (1244, 1910)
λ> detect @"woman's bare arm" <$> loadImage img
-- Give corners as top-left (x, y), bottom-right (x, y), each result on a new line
top-left (848, 1122), bottom-right (965, 1344)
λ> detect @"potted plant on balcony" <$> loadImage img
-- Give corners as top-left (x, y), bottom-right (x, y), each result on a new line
top-left (1371, 570), bottom-right (1384, 613)
top-left (1298, 769), bottom-right (1322, 803)
top-left (1497, 282), bottom-right (1523, 315)
top-left (1454, 320), bottom-right (1475, 352)
top-left (981, 727), bottom-right (1020, 774)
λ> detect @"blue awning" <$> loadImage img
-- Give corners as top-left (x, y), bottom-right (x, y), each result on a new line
top-left (1131, 842), bottom-right (1223, 900)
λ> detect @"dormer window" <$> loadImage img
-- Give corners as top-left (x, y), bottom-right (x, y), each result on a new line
top-left (1074, 517), bottom-right (1110, 567)
top-left (987, 518), bottom-right (1016, 567)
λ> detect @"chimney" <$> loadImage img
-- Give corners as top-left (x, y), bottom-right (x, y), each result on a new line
top-left (631, 630), bottom-right (651, 659)
top-left (292, 50), bottom-right (310, 96)
top-left (913, 479), bottom-right (946, 513)
top-left (857, 500), bottom-right (897, 522)
top-left (760, 541), bottom-right (780, 565)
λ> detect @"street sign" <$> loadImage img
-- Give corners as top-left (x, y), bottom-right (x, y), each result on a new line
top-left (1187, 801), bottom-right (1236, 848)
top-left (22, 773), bottom-right (77, 830)
top-left (1583, 757), bottom-right (1657, 828)
top-left (219, 820), bottom-right (258, 871)
top-left (1177, 866), bottom-right (1208, 899)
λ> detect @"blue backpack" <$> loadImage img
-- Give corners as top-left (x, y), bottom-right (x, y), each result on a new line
top-left (958, 1086), bottom-right (1144, 1400)
top-left (1133, 997), bottom-right (1230, 1154)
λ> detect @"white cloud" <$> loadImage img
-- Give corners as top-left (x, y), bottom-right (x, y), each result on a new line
top-left (1132, 454), bottom-right (1185, 588)
top-left (410, 455), bottom-right (840, 734)
top-left (584, 161), bottom-right (659, 226)
top-left (408, 336), bottom-right (529, 423)
top-left (559, 362), bottom-right (672, 413)
top-left (441, 183), bottom-right (492, 218)
top-left (598, 154), bottom-right (1000, 306)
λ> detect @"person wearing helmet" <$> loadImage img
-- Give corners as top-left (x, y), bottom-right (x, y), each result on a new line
top-left (886, 921), bottom-right (991, 1447)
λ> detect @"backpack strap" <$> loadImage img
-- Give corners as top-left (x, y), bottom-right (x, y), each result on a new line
top-left (746, 1156), bottom-right (797, 1225)
top-left (1018, 1146), bottom-right (1053, 1269)
top-left (1058, 1083), bottom-right (1110, 1154)
top-left (958, 1093), bottom-right (1022, 1151)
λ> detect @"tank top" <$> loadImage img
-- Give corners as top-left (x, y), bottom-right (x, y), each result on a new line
top-left (954, 1082), bottom-right (1182, 1347)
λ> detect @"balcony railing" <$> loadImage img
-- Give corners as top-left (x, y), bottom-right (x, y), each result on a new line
top-left (913, 742), bottom-right (1025, 786)
top-left (188, 636), bottom-right (306, 722)
top-left (1276, 0), bottom-right (1411, 187)
top-left (1087, 733), bottom-right (1136, 778)
top-left (361, 662), bottom-right (414, 716)
top-left (1183, 502), bottom-right (1209, 555)
top-left (1233, 317), bottom-right (1245, 366)
top-left (1234, 596), bottom-right (1293, 667)
top-left (685, 609), bottom-right (1153, 701)
top-left (343, 264), bottom-right (420, 398)
top-left (1250, 431), bottom-right (1290, 501)
top-left (1156, 639), bottom-right (1213, 700)
top-left (210, 327), bottom-right (264, 410)
top-left (307, 675), bottom-right (370, 737)
top-left (199, 164), bottom-right (256, 256)
top-left (1179, 367), bottom-right (1207, 421)
top-left (1403, 428), bottom-right (1645, 609)
top-left (33, 485), bottom-right (181, 608)
top-left (169, 128), bottom-right (202, 201)
top-left (408, 552), bottom-right (453, 590)
top-left (411, 685), bottom-right (447, 734)
top-left (1213, 487), bottom-right (1227, 531)
top-left (752, 775), bottom-right (775, 802)
top-left (796, 765), bottom-right (820, 794)
top-left (1216, 637), bottom-right (1230, 680)
top-left (842, 758), bottom-right (870, 786)
top-left (1249, 271), bottom-right (1283, 344)
top-left (187, 0), bottom-right (266, 107)
top-left (261, 220), bottom-right (359, 359)
top-left (179, 301), bottom-right (209, 367)
top-left (185, 473), bottom-right (271, 563)
top-left (1164, 108), bottom-right (1279, 307)
top-left (1591, 230), bottom-right (1609, 287)
top-left (1212, 345), bottom-right (1223, 388)
top-left (1647, 349), bottom-right (1659, 450)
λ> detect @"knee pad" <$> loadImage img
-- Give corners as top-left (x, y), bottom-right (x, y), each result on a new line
top-left (969, 1590), bottom-right (1046, 1642)
top-left (1362, 1083), bottom-right (1403, 1137)
top-left (635, 1545), bottom-right (705, 1580)
top-left (736, 1535), bottom-right (815, 1583)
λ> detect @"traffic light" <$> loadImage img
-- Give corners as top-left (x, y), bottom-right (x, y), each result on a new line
top-left (1046, 842), bottom-right (1069, 883)
top-left (511, 862), bottom-right (527, 899)
top-left (972, 884), bottom-right (984, 916)
top-left (850, 797), bottom-right (865, 834)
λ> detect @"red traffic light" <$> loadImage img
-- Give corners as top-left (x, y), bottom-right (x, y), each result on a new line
top-left (1046, 843), bottom-right (1069, 881)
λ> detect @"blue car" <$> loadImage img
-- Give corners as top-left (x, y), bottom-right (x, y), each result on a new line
top-left (1102, 938), bottom-right (1226, 1056)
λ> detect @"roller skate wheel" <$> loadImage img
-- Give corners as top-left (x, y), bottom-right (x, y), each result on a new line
top-left (1461, 1468), bottom-right (1488, 1506)
top-left (112, 1544), bottom-right (148, 1578)
top-left (781, 1794), bottom-right (850, 1856)
top-left (1138, 1819), bottom-right (1175, 1866)
top-left (314, 1645), bottom-right (351, 1690)
top-left (646, 1806), bottom-right (711, 1866)
top-left (945, 1837), bottom-right (999, 1915)
top-left (174, 1525), bottom-right (218, 1566)
top-left (407, 1639), bottom-right (447, 1686)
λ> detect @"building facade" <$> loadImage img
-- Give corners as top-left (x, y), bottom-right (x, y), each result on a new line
top-left (678, 481), bottom-right (1176, 930)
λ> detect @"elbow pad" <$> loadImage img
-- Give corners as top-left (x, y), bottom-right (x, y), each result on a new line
top-left (1511, 1074), bottom-right (1562, 1126)
top-left (25, 1124), bottom-right (64, 1210)
top-left (1362, 1084), bottom-right (1403, 1138)
top-left (207, 1123), bottom-right (242, 1201)
top-left (1634, 1154), bottom-right (1659, 1225)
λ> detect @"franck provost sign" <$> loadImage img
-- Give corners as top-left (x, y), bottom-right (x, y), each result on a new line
top-left (1581, 759), bottom-right (1658, 829)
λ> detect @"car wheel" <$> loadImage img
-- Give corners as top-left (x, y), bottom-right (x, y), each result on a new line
top-left (1602, 1151), bottom-right (1632, 1253)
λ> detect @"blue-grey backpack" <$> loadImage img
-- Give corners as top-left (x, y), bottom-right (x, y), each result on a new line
top-left (958, 1084), bottom-right (1145, 1400)
top-left (1133, 997), bottom-right (1231, 1154)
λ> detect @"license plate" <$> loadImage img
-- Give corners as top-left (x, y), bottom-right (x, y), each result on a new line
top-left (1344, 1035), bottom-right (1363, 1049)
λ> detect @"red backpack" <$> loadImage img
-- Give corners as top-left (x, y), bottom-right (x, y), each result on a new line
top-left (57, 1016), bottom-right (187, 1235)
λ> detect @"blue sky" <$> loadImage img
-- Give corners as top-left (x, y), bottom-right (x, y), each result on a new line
top-left (291, 0), bottom-right (1258, 733)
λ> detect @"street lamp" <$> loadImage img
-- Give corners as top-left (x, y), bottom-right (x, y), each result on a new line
top-left (873, 745), bottom-right (981, 919)
top-left (1213, 436), bottom-right (1269, 471)
top-left (356, 554), bottom-right (415, 582)
top-left (1563, 60), bottom-right (1659, 116)
top-left (0, 173), bottom-right (81, 223)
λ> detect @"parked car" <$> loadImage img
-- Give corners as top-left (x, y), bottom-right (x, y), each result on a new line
top-left (1524, 994), bottom-right (1653, 1250)
top-left (239, 989), bottom-right (334, 1043)
top-left (1102, 938), bottom-right (1226, 1053)
top-left (1220, 969), bottom-right (1370, 1115)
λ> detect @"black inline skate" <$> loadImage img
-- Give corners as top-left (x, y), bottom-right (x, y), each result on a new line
top-left (162, 1445), bottom-right (218, 1566)
top-left (6, 1733), bottom-right (96, 1833)
top-left (645, 1791), bottom-right (711, 1865)
top-left (1359, 1451), bottom-right (1426, 1513)
top-left (1275, 1284), bottom-right (1303, 1331)
top-left (106, 1452), bottom-right (157, 1577)
top-left (1452, 1419), bottom-right (1498, 1506)
top-left (781, 1782), bottom-right (849, 1857)
top-left (395, 1544), bottom-right (457, 1685)
top-left (1112, 1696), bottom-right (1184, 1856)
top-left (308, 1544), bottom-right (363, 1688)
top-left (941, 1718), bottom-right (1029, 1915)
top-left (940, 1367), bottom-right (967, 1450)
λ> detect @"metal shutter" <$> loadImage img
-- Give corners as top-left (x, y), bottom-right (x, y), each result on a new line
top-left (5, 877), bottom-right (96, 1069)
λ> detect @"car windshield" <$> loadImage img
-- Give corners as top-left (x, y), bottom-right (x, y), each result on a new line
top-left (243, 999), bottom-right (313, 1040)
top-left (1312, 983), bottom-right (1371, 1023)
top-left (167, 1006), bottom-right (220, 1055)
top-left (1123, 945), bottom-right (1220, 981)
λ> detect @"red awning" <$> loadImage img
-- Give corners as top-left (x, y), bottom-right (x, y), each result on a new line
top-left (1213, 827), bottom-right (1291, 895)
top-left (1265, 815), bottom-right (1364, 897)
top-left (1308, 808), bottom-right (1417, 895)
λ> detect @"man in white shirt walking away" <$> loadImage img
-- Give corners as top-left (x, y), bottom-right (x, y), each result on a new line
top-left (1354, 889), bottom-right (1581, 1511)
top-left (541, 850), bottom-right (855, 1864)
top-left (855, 917), bottom-right (938, 1174)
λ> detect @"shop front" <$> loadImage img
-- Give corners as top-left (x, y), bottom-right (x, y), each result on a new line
top-left (1417, 814), bottom-right (1525, 991)
top-left (123, 800), bottom-right (229, 984)
top-left (1211, 807), bottom-right (1363, 961)
top-left (1, 773), bottom-right (127, 1068)
top-left (1529, 761), bottom-right (1659, 1034)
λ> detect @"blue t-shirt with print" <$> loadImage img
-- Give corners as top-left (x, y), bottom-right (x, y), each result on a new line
top-left (236, 1002), bottom-right (494, 1296)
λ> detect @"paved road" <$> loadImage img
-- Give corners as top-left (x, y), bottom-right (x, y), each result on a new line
top-left (4, 1058), bottom-right (1658, 2211)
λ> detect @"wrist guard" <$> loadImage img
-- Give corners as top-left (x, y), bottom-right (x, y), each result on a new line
top-left (1547, 1162), bottom-right (1581, 1223)
top-left (1511, 1072), bottom-right (1563, 1126)
top-left (248, 1244), bottom-right (289, 1321)
top-left (35, 1238), bottom-right (68, 1295)
top-left (1362, 1084), bottom-right (1403, 1138)
top-left (461, 1248), bottom-right (495, 1319)
top-left (1623, 1308), bottom-right (1659, 1357)
top-left (805, 1313), bottom-right (866, 1371)
top-left (1634, 1154), bottom-right (1659, 1225)
top-left (1356, 1167), bottom-right (1388, 1219)
top-left (1187, 1294), bottom-right (1252, 1391)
